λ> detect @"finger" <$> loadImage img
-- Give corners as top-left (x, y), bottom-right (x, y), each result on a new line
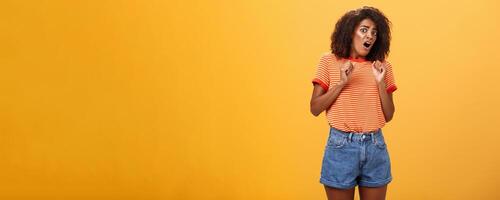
top-left (372, 64), bottom-right (381, 74)
top-left (342, 61), bottom-right (350, 70)
top-left (347, 64), bottom-right (354, 75)
top-left (377, 61), bottom-right (383, 72)
top-left (372, 65), bottom-right (379, 74)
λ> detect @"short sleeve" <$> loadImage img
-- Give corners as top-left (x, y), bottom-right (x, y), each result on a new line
top-left (383, 61), bottom-right (398, 94)
top-left (311, 54), bottom-right (331, 91)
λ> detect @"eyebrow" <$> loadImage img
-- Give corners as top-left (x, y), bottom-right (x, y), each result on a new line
top-left (360, 25), bottom-right (377, 30)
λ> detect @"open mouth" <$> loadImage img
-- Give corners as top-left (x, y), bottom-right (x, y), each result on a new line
top-left (363, 41), bottom-right (372, 49)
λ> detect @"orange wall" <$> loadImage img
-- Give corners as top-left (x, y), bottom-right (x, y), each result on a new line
top-left (0, 0), bottom-right (499, 199)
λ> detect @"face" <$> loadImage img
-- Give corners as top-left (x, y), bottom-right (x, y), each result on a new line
top-left (350, 18), bottom-right (377, 58)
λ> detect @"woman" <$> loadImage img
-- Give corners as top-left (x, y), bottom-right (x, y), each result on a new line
top-left (310, 6), bottom-right (397, 200)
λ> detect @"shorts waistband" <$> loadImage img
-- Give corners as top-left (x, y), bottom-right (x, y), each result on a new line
top-left (330, 126), bottom-right (382, 142)
top-left (331, 126), bottom-right (380, 134)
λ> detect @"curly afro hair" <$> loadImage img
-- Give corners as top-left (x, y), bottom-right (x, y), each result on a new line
top-left (330, 6), bottom-right (392, 62)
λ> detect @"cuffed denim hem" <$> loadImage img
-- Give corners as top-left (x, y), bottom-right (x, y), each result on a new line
top-left (319, 178), bottom-right (356, 190)
top-left (358, 176), bottom-right (392, 188)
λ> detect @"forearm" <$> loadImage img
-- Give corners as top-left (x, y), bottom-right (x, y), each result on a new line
top-left (377, 82), bottom-right (395, 122)
top-left (310, 82), bottom-right (345, 116)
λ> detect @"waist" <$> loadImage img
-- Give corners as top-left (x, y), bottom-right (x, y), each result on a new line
top-left (330, 126), bottom-right (381, 136)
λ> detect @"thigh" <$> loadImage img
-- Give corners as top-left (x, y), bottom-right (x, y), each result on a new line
top-left (324, 185), bottom-right (355, 200)
top-left (359, 185), bottom-right (387, 200)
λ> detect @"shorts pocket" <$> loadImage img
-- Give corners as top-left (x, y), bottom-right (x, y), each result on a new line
top-left (374, 135), bottom-right (387, 149)
top-left (327, 134), bottom-right (348, 149)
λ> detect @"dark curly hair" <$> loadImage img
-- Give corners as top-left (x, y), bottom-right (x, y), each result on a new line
top-left (330, 6), bottom-right (392, 61)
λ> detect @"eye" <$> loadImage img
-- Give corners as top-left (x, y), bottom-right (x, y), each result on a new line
top-left (360, 28), bottom-right (368, 33)
top-left (372, 30), bottom-right (378, 36)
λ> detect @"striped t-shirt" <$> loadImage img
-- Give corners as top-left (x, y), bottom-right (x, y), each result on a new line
top-left (311, 52), bottom-right (397, 133)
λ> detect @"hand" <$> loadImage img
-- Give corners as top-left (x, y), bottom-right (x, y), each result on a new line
top-left (372, 60), bottom-right (387, 84)
top-left (340, 60), bottom-right (354, 85)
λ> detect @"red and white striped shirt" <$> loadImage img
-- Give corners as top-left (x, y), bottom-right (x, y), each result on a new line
top-left (312, 52), bottom-right (397, 132)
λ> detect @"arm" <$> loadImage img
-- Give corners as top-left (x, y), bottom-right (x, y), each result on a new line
top-left (310, 60), bottom-right (353, 117)
top-left (372, 60), bottom-right (396, 122)
top-left (310, 82), bottom-right (346, 116)
top-left (377, 81), bottom-right (395, 122)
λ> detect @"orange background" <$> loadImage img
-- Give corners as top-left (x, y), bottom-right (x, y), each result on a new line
top-left (1, 0), bottom-right (499, 199)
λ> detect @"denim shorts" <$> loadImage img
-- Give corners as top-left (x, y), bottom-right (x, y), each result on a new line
top-left (319, 126), bottom-right (392, 189)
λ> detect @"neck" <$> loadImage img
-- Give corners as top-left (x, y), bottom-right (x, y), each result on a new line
top-left (347, 53), bottom-right (366, 62)
top-left (349, 49), bottom-right (365, 60)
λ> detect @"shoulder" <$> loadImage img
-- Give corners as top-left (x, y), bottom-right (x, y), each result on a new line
top-left (319, 52), bottom-right (332, 60)
top-left (382, 60), bottom-right (393, 69)
top-left (319, 52), bottom-right (342, 65)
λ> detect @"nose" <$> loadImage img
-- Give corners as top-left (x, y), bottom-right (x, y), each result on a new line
top-left (366, 33), bottom-right (374, 40)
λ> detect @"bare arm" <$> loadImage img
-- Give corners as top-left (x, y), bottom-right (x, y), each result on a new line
top-left (377, 81), bottom-right (395, 122)
top-left (310, 82), bottom-right (346, 116)
top-left (310, 60), bottom-right (354, 116)
top-left (372, 61), bottom-right (395, 122)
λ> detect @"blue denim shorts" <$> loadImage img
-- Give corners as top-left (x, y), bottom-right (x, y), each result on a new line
top-left (319, 126), bottom-right (392, 189)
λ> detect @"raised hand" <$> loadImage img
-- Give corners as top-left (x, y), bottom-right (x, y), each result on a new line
top-left (340, 60), bottom-right (354, 85)
top-left (372, 60), bottom-right (387, 84)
